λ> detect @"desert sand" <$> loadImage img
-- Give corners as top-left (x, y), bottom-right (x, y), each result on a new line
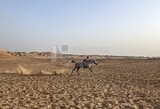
top-left (0, 52), bottom-right (160, 108)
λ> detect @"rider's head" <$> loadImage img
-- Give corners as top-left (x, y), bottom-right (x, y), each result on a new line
top-left (87, 56), bottom-right (89, 59)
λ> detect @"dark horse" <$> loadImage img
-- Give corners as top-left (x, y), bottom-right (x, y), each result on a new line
top-left (71, 59), bottom-right (98, 75)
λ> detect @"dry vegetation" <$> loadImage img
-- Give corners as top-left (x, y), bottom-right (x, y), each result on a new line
top-left (0, 52), bottom-right (160, 108)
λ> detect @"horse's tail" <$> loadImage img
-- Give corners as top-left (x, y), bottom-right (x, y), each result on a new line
top-left (67, 60), bottom-right (75, 66)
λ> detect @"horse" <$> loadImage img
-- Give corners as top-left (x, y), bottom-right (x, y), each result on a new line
top-left (70, 59), bottom-right (98, 75)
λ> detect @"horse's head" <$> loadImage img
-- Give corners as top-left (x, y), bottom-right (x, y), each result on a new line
top-left (90, 59), bottom-right (98, 65)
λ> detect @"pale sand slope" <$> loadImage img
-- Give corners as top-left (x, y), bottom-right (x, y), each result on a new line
top-left (0, 49), bottom-right (14, 59)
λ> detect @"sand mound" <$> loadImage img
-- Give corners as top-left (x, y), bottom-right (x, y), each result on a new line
top-left (54, 69), bottom-right (67, 75)
top-left (4, 70), bottom-right (17, 74)
top-left (30, 69), bottom-right (43, 75)
top-left (16, 64), bottom-right (67, 75)
top-left (0, 49), bottom-right (14, 59)
top-left (41, 71), bottom-right (53, 75)
top-left (31, 69), bottom-right (52, 75)
top-left (17, 65), bottom-right (31, 75)
top-left (31, 69), bottom-right (66, 75)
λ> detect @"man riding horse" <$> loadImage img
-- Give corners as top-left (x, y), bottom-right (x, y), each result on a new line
top-left (71, 56), bottom-right (98, 75)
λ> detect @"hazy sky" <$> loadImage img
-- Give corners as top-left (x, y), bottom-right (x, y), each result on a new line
top-left (0, 0), bottom-right (160, 56)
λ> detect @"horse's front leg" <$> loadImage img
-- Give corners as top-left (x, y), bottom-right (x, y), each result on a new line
top-left (88, 67), bottom-right (95, 75)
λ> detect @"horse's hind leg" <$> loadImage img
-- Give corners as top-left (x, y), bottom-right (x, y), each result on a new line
top-left (88, 68), bottom-right (95, 75)
top-left (76, 67), bottom-right (80, 75)
top-left (70, 67), bottom-right (76, 75)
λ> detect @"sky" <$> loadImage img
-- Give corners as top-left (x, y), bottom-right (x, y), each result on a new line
top-left (0, 0), bottom-right (160, 56)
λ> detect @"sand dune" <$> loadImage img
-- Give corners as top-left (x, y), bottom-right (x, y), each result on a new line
top-left (0, 49), bottom-right (14, 59)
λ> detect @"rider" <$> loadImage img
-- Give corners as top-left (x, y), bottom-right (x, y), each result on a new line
top-left (83, 56), bottom-right (90, 68)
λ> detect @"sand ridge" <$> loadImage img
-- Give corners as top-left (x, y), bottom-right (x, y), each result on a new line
top-left (0, 49), bottom-right (14, 59)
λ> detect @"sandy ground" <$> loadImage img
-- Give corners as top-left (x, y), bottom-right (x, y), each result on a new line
top-left (0, 57), bottom-right (160, 108)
